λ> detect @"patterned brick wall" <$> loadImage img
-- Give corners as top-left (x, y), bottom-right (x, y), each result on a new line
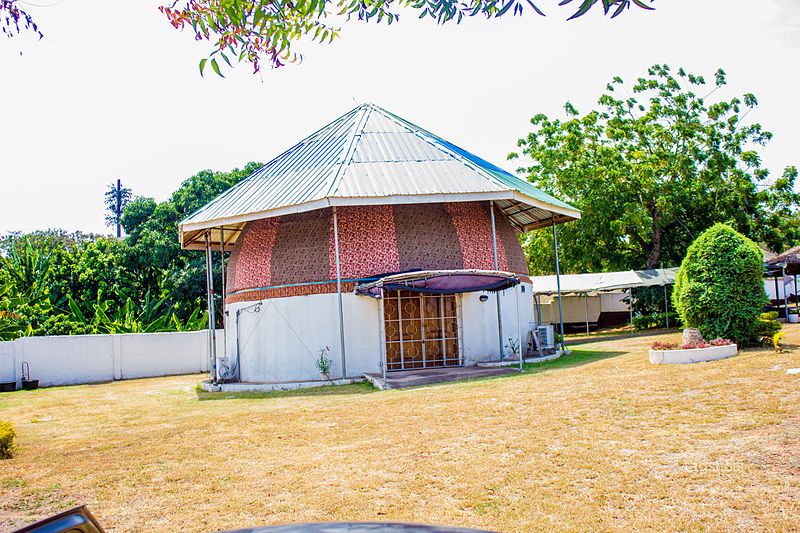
top-left (330, 205), bottom-right (399, 279)
top-left (227, 218), bottom-right (279, 291)
top-left (393, 204), bottom-right (464, 272)
top-left (494, 207), bottom-right (529, 275)
top-left (271, 211), bottom-right (331, 285)
top-left (447, 202), bottom-right (507, 271)
top-left (225, 201), bottom-right (530, 303)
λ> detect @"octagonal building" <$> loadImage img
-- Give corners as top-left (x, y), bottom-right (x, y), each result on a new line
top-left (180, 104), bottom-right (579, 388)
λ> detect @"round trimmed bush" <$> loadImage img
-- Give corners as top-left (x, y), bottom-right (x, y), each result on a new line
top-left (673, 223), bottom-right (768, 345)
top-left (0, 420), bottom-right (15, 459)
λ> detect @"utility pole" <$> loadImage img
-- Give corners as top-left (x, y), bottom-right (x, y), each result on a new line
top-left (115, 179), bottom-right (122, 238)
top-left (105, 179), bottom-right (131, 239)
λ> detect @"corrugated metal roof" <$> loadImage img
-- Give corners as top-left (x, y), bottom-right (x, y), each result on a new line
top-left (180, 103), bottom-right (580, 249)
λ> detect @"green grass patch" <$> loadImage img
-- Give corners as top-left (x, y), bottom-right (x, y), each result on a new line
top-left (194, 380), bottom-right (377, 401)
top-left (521, 348), bottom-right (622, 374)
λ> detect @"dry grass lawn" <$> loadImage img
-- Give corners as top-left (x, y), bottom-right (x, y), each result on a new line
top-left (1, 326), bottom-right (800, 532)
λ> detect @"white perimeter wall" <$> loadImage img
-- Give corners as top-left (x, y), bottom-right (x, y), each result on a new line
top-left (227, 283), bottom-right (535, 382)
top-left (0, 330), bottom-right (219, 388)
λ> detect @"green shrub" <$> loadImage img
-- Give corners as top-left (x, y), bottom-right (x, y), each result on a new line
top-left (761, 311), bottom-right (779, 321)
top-left (673, 224), bottom-right (768, 345)
top-left (0, 421), bottom-right (16, 459)
top-left (755, 314), bottom-right (782, 339)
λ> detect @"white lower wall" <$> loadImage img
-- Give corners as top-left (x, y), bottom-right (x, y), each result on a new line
top-left (0, 330), bottom-right (217, 388)
top-left (0, 284), bottom-right (538, 388)
top-left (226, 282), bottom-right (535, 383)
top-left (462, 283), bottom-right (534, 364)
top-left (226, 293), bottom-right (381, 382)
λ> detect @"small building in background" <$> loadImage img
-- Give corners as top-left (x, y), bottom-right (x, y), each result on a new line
top-left (529, 268), bottom-right (679, 333)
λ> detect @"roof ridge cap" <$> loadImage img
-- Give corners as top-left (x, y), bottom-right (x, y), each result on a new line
top-left (324, 105), bottom-right (373, 197)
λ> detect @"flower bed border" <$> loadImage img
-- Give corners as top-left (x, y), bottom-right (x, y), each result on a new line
top-left (649, 343), bottom-right (738, 365)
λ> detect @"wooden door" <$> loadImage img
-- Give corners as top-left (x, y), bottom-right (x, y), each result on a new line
top-left (383, 290), bottom-right (461, 371)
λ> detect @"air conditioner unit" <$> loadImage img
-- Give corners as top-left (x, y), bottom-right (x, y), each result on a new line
top-left (536, 324), bottom-right (555, 350)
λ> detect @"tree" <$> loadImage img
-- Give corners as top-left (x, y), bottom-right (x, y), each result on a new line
top-left (673, 224), bottom-right (767, 345)
top-left (510, 64), bottom-right (800, 275)
top-left (0, 163), bottom-right (261, 339)
top-left (0, 0), bottom-right (41, 39)
top-left (105, 180), bottom-right (133, 238)
top-left (120, 162), bottom-right (262, 320)
top-left (3, 0), bottom-right (654, 75)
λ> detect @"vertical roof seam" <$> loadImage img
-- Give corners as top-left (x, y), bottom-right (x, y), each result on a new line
top-left (325, 104), bottom-right (374, 197)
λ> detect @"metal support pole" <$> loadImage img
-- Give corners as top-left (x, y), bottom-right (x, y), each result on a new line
top-left (535, 294), bottom-right (542, 326)
top-left (235, 309), bottom-right (242, 382)
top-left (552, 219), bottom-right (565, 351)
top-left (584, 293), bottom-right (589, 336)
top-left (782, 267), bottom-right (789, 318)
top-left (219, 227), bottom-right (227, 360)
top-left (515, 285), bottom-right (523, 371)
top-left (489, 201), bottom-right (504, 358)
top-left (204, 231), bottom-right (217, 383)
top-left (774, 275), bottom-right (780, 317)
top-left (332, 207), bottom-right (347, 378)
top-left (628, 287), bottom-right (634, 336)
top-left (379, 295), bottom-right (387, 382)
top-left (794, 274), bottom-right (798, 312)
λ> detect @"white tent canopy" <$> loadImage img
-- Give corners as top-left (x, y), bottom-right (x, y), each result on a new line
top-left (530, 267), bottom-right (679, 336)
top-left (634, 268), bottom-right (680, 287)
top-left (530, 268), bottom-right (677, 296)
top-left (529, 271), bottom-right (641, 295)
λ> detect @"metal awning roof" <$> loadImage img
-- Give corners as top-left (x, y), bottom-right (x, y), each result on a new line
top-left (529, 268), bottom-right (678, 295)
top-left (765, 245), bottom-right (800, 275)
top-left (356, 270), bottom-right (520, 298)
top-left (179, 103), bottom-right (580, 250)
top-left (634, 268), bottom-right (680, 287)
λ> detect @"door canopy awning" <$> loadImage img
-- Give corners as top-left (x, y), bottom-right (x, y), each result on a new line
top-left (356, 270), bottom-right (520, 298)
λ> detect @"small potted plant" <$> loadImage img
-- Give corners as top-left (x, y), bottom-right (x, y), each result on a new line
top-left (314, 346), bottom-right (332, 380)
top-left (788, 308), bottom-right (799, 324)
top-left (504, 338), bottom-right (520, 359)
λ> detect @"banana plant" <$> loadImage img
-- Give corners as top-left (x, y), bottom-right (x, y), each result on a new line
top-left (0, 281), bottom-right (53, 341)
top-left (66, 292), bottom-right (206, 334)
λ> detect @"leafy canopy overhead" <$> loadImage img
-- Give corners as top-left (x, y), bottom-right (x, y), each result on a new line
top-left (0, 0), bottom-right (41, 40)
top-left (162, 0), bottom-right (653, 75)
top-left (1, 1), bottom-right (654, 74)
top-left (509, 64), bottom-right (800, 275)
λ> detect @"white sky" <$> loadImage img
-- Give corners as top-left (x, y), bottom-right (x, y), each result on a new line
top-left (2, 0), bottom-right (799, 235)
